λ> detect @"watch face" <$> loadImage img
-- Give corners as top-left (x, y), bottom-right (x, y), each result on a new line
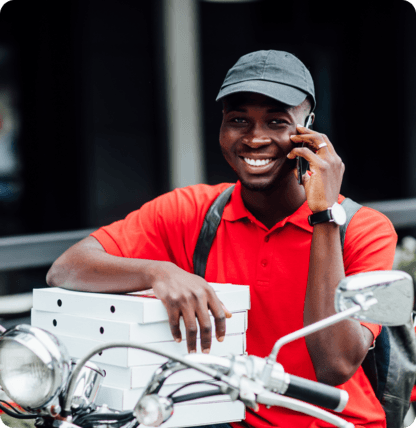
top-left (332, 203), bottom-right (347, 225)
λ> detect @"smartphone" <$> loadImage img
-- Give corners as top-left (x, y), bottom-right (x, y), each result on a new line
top-left (296, 114), bottom-right (313, 185)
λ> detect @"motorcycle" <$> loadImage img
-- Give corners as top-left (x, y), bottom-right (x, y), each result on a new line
top-left (0, 270), bottom-right (413, 428)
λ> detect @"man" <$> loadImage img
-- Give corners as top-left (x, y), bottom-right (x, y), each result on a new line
top-left (47, 50), bottom-right (396, 427)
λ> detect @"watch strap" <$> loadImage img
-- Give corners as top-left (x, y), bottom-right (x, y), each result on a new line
top-left (308, 209), bottom-right (333, 226)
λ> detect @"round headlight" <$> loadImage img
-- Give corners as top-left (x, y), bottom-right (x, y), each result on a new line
top-left (0, 325), bottom-right (70, 410)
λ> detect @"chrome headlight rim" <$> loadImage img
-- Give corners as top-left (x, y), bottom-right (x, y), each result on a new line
top-left (68, 358), bottom-right (105, 410)
top-left (0, 324), bottom-right (71, 411)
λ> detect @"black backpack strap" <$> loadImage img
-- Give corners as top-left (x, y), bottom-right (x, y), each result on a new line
top-left (193, 185), bottom-right (235, 278)
top-left (340, 198), bottom-right (363, 250)
top-left (339, 199), bottom-right (383, 397)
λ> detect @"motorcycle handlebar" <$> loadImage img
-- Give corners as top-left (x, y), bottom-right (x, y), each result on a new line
top-left (284, 374), bottom-right (348, 412)
top-left (184, 353), bottom-right (348, 412)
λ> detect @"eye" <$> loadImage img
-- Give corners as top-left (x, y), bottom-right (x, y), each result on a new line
top-left (231, 117), bottom-right (247, 124)
top-left (270, 118), bottom-right (289, 126)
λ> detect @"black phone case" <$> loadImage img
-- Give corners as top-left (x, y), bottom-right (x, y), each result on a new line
top-left (297, 146), bottom-right (309, 184)
top-left (297, 116), bottom-right (313, 184)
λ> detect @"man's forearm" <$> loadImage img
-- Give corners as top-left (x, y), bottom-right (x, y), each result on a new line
top-left (304, 223), bottom-right (372, 385)
top-left (46, 236), bottom-right (167, 294)
top-left (46, 236), bottom-right (230, 354)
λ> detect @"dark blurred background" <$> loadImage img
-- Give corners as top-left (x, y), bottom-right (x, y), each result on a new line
top-left (0, 0), bottom-right (414, 299)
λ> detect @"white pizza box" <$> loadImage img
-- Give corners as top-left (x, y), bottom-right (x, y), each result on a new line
top-left (97, 383), bottom-right (245, 425)
top-left (97, 361), bottom-right (214, 389)
top-left (96, 382), bottom-right (228, 410)
top-left (32, 284), bottom-right (250, 324)
top-left (31, 309), bottom-right (247, 344)
top-left (54, 332), bottom-right (246, 367)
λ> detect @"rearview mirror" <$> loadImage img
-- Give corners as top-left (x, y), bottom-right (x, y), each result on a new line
top-left (335, 270), bottom-right (414, 326)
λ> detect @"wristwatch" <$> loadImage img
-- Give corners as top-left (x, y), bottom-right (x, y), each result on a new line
top-left (308, 202), bottom-right (347, 226)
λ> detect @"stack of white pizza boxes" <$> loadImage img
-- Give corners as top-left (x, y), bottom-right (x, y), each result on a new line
top-left (31, 283), bottom-right (250, 427)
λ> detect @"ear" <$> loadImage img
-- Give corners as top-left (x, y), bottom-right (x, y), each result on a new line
top-left (310, 112), bottom-right (315, 125)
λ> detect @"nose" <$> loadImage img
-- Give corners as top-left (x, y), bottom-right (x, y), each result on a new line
top-left (242, 125), bottom-right (272, 148)
top-left (245, 136), bottom-right (272, 148)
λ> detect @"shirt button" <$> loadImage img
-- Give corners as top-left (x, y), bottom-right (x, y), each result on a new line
top-left (261, 259), bottom-right (268, 267)
top-left (264, 236), bottom-right (269, 242)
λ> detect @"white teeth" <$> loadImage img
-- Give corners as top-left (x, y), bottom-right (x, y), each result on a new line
top-left (244, 158), bottom-right (272, 166)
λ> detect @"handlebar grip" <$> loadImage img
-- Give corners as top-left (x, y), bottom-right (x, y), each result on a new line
top-left (285, 375), bottom-right (348, 412)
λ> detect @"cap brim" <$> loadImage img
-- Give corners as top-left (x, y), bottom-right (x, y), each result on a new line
top-left (216, 80), bottom-right (310, 108)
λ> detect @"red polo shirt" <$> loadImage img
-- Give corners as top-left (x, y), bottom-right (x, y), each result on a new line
top-left (91, 181), bottom-right (397, 428)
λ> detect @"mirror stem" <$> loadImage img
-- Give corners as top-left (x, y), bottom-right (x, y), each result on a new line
top-left (268, 305), bottom-right (362, 363)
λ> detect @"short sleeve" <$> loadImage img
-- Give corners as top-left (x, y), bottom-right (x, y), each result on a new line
top-left (90, 183), bottom-right (232, 272)
top-left (343, 206), bottom-right (397, 276)
top-left (360, 322), bottom-right (382, 341)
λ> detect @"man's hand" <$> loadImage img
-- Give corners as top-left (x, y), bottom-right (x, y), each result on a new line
top-left (151, 262), bottom-right (232, 354)
top-left (288, 125), bottom-right (345, 213)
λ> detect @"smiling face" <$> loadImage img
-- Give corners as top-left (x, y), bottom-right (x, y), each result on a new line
top-left (219, 92), bottom-right (311, 192)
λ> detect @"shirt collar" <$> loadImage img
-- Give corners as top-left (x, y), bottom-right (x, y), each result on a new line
top-left (223, 181), bottom-right (315, 233)
top-left (222, 181), bottom-right (250, 222)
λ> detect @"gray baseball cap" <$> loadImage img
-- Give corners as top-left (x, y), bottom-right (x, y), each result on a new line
top-left (216, 50), bottom-right (316, 111)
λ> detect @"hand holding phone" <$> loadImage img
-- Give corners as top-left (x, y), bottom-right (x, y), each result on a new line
top-left (296, 114), bottom-right (313, 185)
